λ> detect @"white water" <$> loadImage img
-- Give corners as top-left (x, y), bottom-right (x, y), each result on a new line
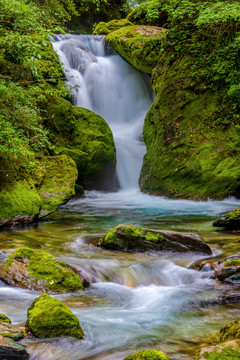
top-left (52, 34), bottom-right (153, 189)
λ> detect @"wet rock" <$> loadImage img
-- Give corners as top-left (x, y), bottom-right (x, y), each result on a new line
top-left (26, 294), bottom-right (84, 339)
top-left (0, 318), bottom-right (29, 359)
top-left (98, 224), bottom-right (212, 254)
top-left (214, 253), bottom-right (240, 284)
top-left (213, 206), bottom-right (240, 229)
top-left (0, 247), bottom-right (85, 292)
top-left (0, 337), bottom-right (29, 360)
top-left (196, 339), bottom-right (240, 360)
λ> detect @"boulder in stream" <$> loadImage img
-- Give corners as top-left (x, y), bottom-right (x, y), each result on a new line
top-left (98, 224), bottom-right (212, 254)
top-left (0, 316), bottom-right (29, 359)
top-left (26, 294), bottom-right (84, 339)
top-left (124, 349), bottom-right (171, 360)
top-left (0, 247), bottom-right (86, 292)
top-left (214, 253), bottom-right (240, 284)
top-left (213, 206), bottom-right (240, 229)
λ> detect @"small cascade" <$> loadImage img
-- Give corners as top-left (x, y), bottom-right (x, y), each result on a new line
top-left (52, 34), bottom-right (154, 190)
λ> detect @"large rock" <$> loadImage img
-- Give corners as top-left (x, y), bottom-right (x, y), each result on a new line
top-left (0, 247), bottom-right (85, 292)
top-left (213, 206), bottom-right (240, 229)
top-left (124, 350), bottom-right (171, 360)
top-left (214, 253), bottom-right (240, 284)
top-left (105, 25), bottom-right (167, 74)
top-left (0, 155), bottom-right (78, 229)
top-left (26, 294), bottom-right (84, 339)
top-left (220, 320), bottom-right (240, 343)
top-left (0, 316), bottom-right (29, 360)
top-left (41, 94), bottom-right (117, 191)
top-left (98, 224), bottom-right (212, 254)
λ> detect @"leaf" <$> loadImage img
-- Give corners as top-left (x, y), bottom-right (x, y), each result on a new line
top-left (42, 39), bottom-right (48, 46)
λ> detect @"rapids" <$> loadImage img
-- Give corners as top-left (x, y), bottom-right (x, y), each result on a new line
top-left (0, 35), bottom-right (239, 360)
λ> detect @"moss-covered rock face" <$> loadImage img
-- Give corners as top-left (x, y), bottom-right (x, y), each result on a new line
top-left (0, 154), bottom-right (77, 229)
top-left (0, 314), bottom-right (11, 324)
top-left (42, 94), bottom-right (117, 191)
top-left (98, 224), bottom-right (211, 254)
top-left (196, 339), bottom-right (240, 360)
top-left (105, 25), bottom-right (167, 74)
top-left (26, 294), bottom-right (84, 339)
top-left (214, 253), bottom-right (240, 284)
top-left (93, 19), bottom-right (133, 35)
top-left (0, 247), bottom-right (84, 292)
top-left (220, 320), bottom-right (240, 343)
top-left (139, 55), bottom-right (240, 199)
top-left (124, 349), bottom-right (171, 360)
top-left (213, 206), bottom-right (240, 229)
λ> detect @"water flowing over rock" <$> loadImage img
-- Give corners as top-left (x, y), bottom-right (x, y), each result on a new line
top-left (98, 224), bottom-right (212, 254)
top-left (52, 34), bottom-right (153, 190)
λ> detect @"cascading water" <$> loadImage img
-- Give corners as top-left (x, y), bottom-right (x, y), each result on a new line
top-left (52, 34), bottom-right (154, 190)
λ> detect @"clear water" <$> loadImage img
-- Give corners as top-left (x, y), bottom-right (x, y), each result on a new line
top-left (0, 35), bottom-right (239, 360)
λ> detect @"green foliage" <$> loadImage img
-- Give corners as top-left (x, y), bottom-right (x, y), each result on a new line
top-left (124, 349), bottom-right (171, 360)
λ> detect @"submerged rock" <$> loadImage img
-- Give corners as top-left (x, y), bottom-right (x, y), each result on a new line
top-left (124, 350), bottom-right (171, 360)
top-left (0, 247), bottom-right (85, 292)
top-left (213, 206), bottom-right (240, 229)
top-left (0, 316), bottom-right (29, 359)
top-left (105, 25), bottom-right (167, 74)
top-left (26, 294), bottom-right (84, 339)
top-left (98, 224), bottom-right (212, 254)
top-left (214, 253), bottom-right (240, 284)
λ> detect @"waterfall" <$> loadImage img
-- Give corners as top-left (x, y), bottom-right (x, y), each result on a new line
top-left (52, 34), bottom-right (154, 190)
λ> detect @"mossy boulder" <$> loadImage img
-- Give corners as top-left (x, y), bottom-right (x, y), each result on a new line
top-left (127, 0), bottom-right (168, 27)
top-left (196, 340), bottom-right (240, 360)
top-left (214, 253), bottom-right (240, 284)
top-left (98, 224), bottom-right (211, 254)
top-left (26, 294), bottom-right (84, 339)
top-left (0, 247), bottom-right (85, 292)
top-left (105, 25), bottom-right (167, 74)
top-left (213, 206), bottom-right (240, 229)
top-left (139, 55), bottom-right (240, 199)
top-left (42, 94), bottom-right (117, 191)
top-left (0, 155), bottom-right (78, 229)
top-left (93, 19), bottom-right (133, 35)
top-left (124, 349), bottom-right (171, 360)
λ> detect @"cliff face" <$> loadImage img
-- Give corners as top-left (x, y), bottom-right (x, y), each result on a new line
top-left (99, 0), bottom-right (240, 199)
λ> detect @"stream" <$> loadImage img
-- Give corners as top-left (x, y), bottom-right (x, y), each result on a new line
top-left (0, 35), bottom-right (240, 360)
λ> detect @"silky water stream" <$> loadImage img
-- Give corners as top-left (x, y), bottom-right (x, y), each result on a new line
top-left (0, 35), bottom-right (240, 360)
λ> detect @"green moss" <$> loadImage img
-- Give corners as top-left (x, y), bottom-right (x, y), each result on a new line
top-left (42, 94), bottom-right (116, 190)
top-left (105, 25), bottom-right (167, 74)
top-left (144, 232), bottom-right (164, 243)
top-left (6, 247), bottom-right (83, 292)
top-left (224, 259), bottom-right (240, 267)
top-left (38, 155), bottom-right (78, 212)
top-left (0, 181), bottom-right (41, 220)
top-left (220, 320), bottom-right (240, 343)
top-left (0, 314), bottom-right (11, 324)
top-left (26, 294), bottom-right (84, 338)
top-left (124, 349), bottom-right (171, 360)
top-left (93, 19), bottom-right (133, 35)
top-left (124, 225), bottom-right (143, 238)
top-left (139, 54), bottom-right (240, 199)
top-left (197, 340), bottom-right (240, 360)
top-left (226, 206), bottom-right (240, 220)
